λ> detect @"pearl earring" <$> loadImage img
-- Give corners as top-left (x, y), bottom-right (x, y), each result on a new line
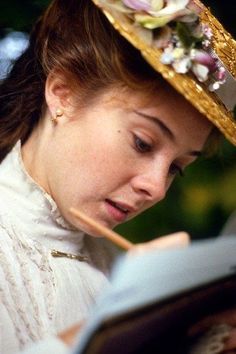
top-left (51, 108), bottom-right (64, 124)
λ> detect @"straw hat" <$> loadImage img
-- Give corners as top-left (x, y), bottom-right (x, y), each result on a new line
top-left (92, 0), bottom-right (236, 145)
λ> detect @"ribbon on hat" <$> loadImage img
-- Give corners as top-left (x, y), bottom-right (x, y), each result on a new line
top-left (216, 66), bottom-right (236, 111)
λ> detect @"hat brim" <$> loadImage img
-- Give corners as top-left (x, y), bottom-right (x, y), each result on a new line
top-left (92, 0), bottom-right (236, 146)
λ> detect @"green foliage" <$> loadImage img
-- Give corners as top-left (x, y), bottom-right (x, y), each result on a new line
top-left (176, 22), bottom-right (202, 49)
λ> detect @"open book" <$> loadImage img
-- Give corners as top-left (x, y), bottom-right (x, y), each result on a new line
top-left (73, 236), bottom-right (236, 354)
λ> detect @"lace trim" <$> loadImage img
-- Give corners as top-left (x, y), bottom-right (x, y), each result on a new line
top-left (15, 141), bottom-right (75, 231)
top-left (0, 215), bottom-right (56, 348)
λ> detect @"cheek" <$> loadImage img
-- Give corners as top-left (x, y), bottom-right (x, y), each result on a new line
top-left (78, 128), bottom-right (133, 178)
top-left (53, 142), bottom-right (126, 202)
top-left (49, 125), bottom-right (134, 207)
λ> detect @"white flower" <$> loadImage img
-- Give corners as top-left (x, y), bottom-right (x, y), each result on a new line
top-left (104, 0), bottom-right (225, 90)
top-left (161, 52), bottom-right (174, 64)
top-left (173, 57), bottom-right (191, 73)
top-left (172, 47), bottom-right (185, 59)
top-left (192, 63), bottom-right (209, 82)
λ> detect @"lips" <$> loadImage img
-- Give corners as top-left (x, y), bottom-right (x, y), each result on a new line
top-left (107, 199), bottom-right (130, 212)
top-left (105, 199), bottom-right (135, 223)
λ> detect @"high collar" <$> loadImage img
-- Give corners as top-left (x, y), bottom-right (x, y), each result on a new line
top-left (0, 141), bottom-right (85, 254)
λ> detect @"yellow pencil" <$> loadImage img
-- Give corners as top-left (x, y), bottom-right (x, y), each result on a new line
top-left (70, 207), bottom-right (134, 251)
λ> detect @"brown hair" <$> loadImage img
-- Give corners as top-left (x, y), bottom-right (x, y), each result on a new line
top-left (0, 0), bottom-right (162, 162)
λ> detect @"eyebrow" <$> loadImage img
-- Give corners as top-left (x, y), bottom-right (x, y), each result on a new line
top-left (134, 110), bottom-right (203, 157)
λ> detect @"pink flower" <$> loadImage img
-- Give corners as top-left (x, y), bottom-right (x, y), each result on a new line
top-left (216, 67), bottom-right (226, 82)
top-left (202, 24), bottom-right (213, 40)
top-left (192, 50), bottom-right (217, 72)
top-left (123, 0), bottom-right (151, 11)
top-left (105, 0), bottom-right (225, 91)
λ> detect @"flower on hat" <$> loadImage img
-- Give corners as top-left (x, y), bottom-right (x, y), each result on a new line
top-left (107, 0), bottom-right (226, 91)
top-left (124, 0), bottom-right (198, 29)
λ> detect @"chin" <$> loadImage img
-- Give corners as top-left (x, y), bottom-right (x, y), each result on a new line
top-left (71, 218), bottom-right (106, 237)
top-left (67, 206), bottom-right (116, 235)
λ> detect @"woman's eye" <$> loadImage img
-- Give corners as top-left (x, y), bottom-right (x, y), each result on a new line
top-left (169, 164), bottom-right (184, 177)
top-left (134, 135), bottom-right (152, 153)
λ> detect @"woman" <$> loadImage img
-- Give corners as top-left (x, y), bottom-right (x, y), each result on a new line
top-left (0, 0), bottom-right (235, 353)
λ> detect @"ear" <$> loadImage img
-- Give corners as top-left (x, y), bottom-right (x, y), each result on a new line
top-left (45, 72), bottom-right (73, 117)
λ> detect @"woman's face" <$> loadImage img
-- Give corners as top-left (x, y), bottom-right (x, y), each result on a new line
top-left (24, 84), bottom-right (212, 235)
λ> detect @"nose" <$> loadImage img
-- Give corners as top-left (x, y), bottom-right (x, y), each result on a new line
top-left (130, 169), bottom-right (168, 204)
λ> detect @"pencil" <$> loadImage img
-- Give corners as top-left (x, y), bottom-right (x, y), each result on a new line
top-left (70, 207), bottom-right (134, 251)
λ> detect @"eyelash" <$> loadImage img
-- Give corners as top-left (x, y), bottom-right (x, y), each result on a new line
top-left (169, 164), bottom-right (184, 177)
top-left (134, 135), bottom-right (184, 177)
top-left (134, 135), bottom-right (153, 153)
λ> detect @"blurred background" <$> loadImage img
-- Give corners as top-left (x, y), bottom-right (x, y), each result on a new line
top-left (0, 0), bottom-right (235, 242)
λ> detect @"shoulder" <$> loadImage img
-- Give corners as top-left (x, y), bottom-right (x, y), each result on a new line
top-left (0, 204), bottom-right (25, 248)
top-left (0, 208), bottom-right (17, 249)
top-left (0, 210), bottom-right (28, 283)
top-left (0, 206), bottom-right (40, 284)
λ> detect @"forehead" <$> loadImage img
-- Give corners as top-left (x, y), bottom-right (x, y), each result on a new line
top-left (100, 83), bottom-right (213, 150)
top-left (106, 84), bottom-right (212, 129)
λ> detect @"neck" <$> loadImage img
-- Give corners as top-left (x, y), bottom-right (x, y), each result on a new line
top-left (21, 112), bottom-right (54, 195)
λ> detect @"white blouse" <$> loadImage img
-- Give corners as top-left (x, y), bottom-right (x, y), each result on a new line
top-left (0, 142), bottom-right (118, 354)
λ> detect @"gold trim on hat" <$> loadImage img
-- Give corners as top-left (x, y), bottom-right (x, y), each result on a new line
top-left (92, 0), bottom-right (236, 146)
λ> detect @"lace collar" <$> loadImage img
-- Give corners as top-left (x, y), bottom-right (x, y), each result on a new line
top-left (0, 141), bottom-right (85, 254)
